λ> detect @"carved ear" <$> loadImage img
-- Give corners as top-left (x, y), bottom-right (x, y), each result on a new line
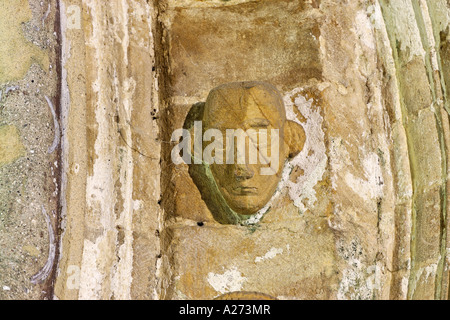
top-left (284, 120), bottom-right (306, 159)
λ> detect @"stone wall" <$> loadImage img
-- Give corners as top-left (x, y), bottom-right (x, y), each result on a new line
top-left (0, 0), bottom-right (449, 300)
top-left (0, 0), bottom-right (60, 299)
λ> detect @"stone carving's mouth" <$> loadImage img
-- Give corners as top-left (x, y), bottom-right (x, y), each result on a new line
top-left (232, 186), bottom-right (258, 195)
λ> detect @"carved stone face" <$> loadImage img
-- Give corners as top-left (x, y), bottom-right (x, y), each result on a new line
top-left (204, 82), bottom-right (287, 215)
top-left (186, 81), bottom-right (305, 224)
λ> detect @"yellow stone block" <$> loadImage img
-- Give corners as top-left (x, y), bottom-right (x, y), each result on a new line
top-left (0, 125), bottom-right (25, 167)
top-left (0, 0), bottom-right (49, 83)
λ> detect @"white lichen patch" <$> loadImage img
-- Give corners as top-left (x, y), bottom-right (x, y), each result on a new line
top-left (329, 138), bottom-right (350, 191)
top-left (254, 247), bottom-right (283, 263)
top-left (283, 88), bottom-right (327, 213)
top-left (337, 239), bottom-right (377, 300)
top-left (354, 10), bottom-right (376, 50)
top-left (380, 0), bottom-right (426, 61)
top-left (133, 199), bottom-right (143, 211)
top-left (410, 263), bottom-right (438, 296)
top-left (425, 0), bottom-right (450, 37)
top-left (401, 276), bottom-right (409, 296)
top-left (78, 237), bottom-right (109, 299)
top-left (344, 152), bottom-right (384, 201)
top-left (367, 3), bottom-right (385, 31)
top-left (338, 261), bottom-right (377, 300)
top-left (424, 263), bottom-right (438, 281)
top-left (207, 267), bottom-right (247, 295)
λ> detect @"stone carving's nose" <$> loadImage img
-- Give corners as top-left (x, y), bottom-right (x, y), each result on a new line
top-left (234, 164), bottom-right (254, 180)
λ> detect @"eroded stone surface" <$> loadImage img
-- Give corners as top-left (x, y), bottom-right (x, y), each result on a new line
top-left (54, 0), bottom-right (161, 300)
top-left (0, 0), bottom-right (49, 83)
top-left (2, 0), bottom-right (449, 300)
top-left (0, 125), bottom-right (25, 167)
top-left (0, 0), bottom-right (60, 300)
top-left (161, 216), bottom-right (337, 300)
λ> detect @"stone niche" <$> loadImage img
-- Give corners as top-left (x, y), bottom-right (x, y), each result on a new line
top-left (159, 0), bottom-right (338, 300)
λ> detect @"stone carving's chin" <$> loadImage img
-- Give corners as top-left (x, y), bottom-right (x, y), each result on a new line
top-left (228, 201), bottom-right (261, 216)
top-left (219, 185), bottom-right (263, 216)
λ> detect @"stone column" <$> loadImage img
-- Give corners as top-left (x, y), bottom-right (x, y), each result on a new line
top-left (54, 0), bottom-right (161, 300)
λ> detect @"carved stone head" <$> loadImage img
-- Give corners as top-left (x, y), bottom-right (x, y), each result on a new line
top-left (184, 81), bottom-right (305, 224)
